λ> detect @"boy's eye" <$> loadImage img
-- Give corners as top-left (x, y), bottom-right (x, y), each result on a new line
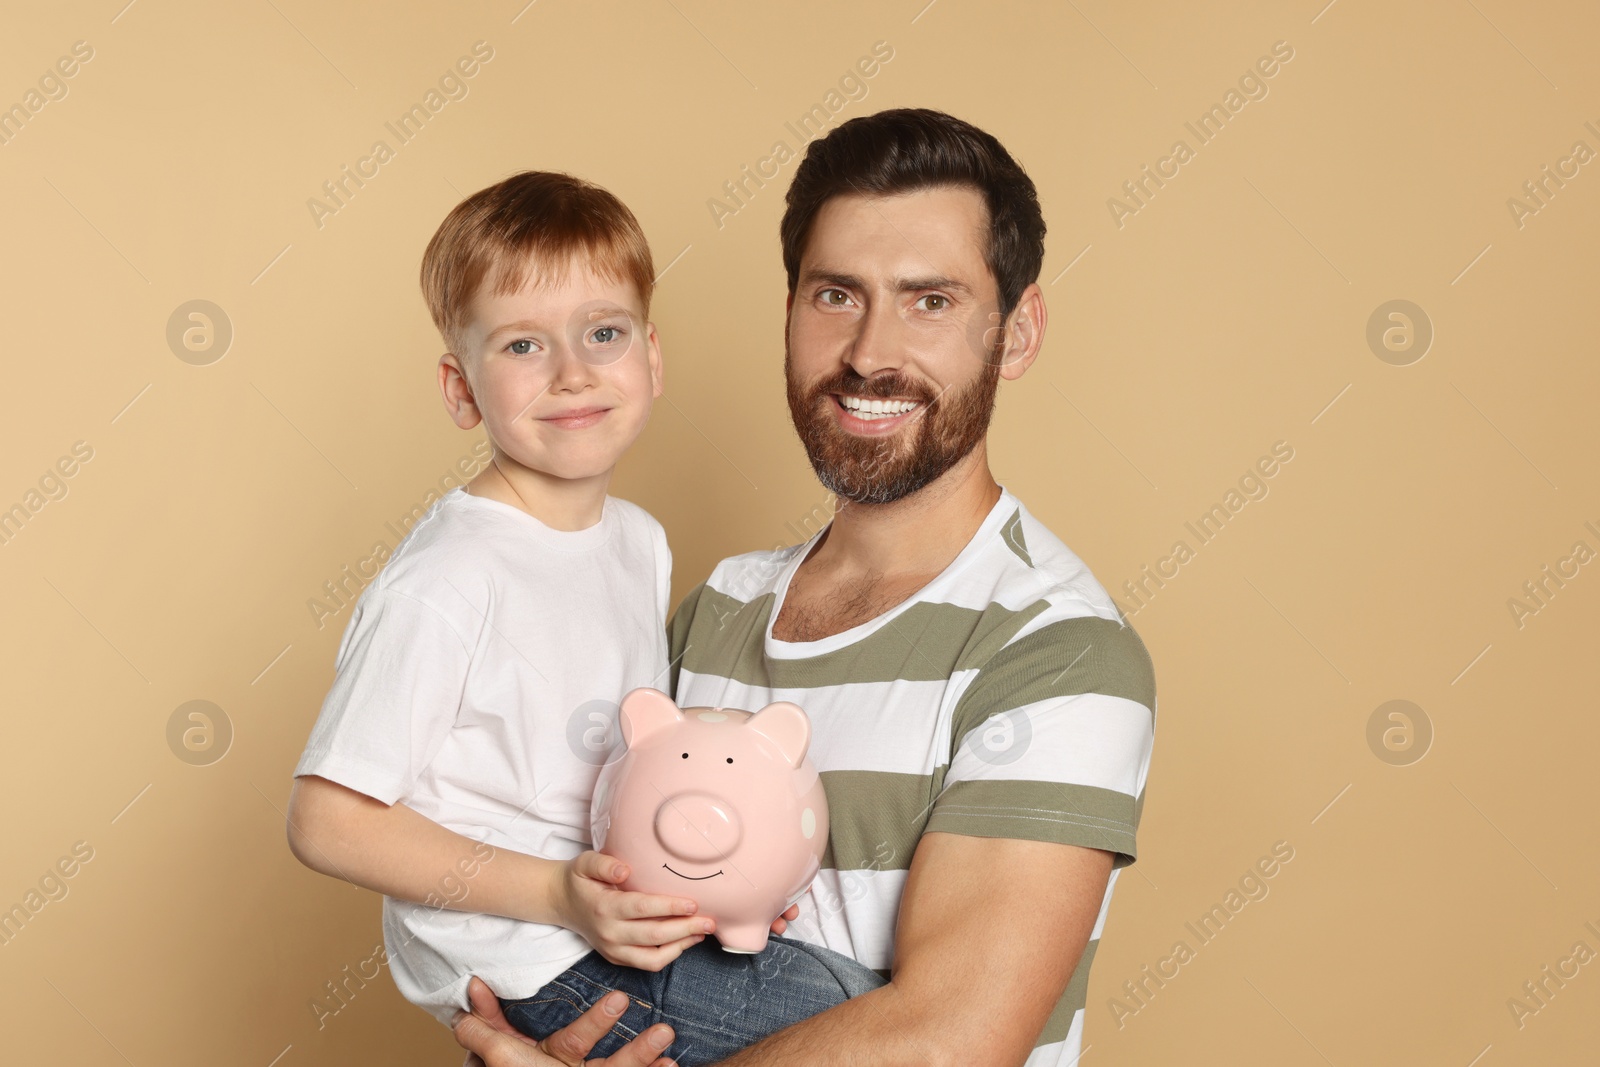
top-left (589, 326), bottom-right (621, 345)
top-left (508, 339), bottom-right (536, 356)
top-left (914, 294), bottom-right (949, 311)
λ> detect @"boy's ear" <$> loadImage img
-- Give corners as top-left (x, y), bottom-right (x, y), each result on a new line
top-left (619, 687), bottom-right (682, 747)
top-left (646, 321), bottom-right (663, 398)
top-left (439, 352), bottom-right (483, 429)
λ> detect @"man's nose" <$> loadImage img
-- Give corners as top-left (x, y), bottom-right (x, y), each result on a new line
top-left (843, 298), bottom-right (908, 380)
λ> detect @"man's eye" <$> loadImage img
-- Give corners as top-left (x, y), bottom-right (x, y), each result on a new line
top-left (915, 294), bottom-right (949, 311)
top-left (508, 339), bottom-right (536, 355)
top-left (821, 288), bottom-right (851, 306)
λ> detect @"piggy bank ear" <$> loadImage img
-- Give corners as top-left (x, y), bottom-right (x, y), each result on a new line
top-left (746, 701), bottom-right (811, 768)
top-left (619, 688), bottom-right (683, 747)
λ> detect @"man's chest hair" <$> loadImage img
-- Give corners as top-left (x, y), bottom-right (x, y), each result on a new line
top-left (774, 566), bottom-right (928, 642)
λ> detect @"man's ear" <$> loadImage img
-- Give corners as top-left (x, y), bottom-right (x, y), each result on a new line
top-left (997, 282), bottom-right (1047, 381)
top-left (439, 352), bottom-right (483, 429)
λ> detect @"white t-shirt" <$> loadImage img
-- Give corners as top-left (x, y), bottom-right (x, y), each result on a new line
top-left (295, 485), bottom-right (672, 1025)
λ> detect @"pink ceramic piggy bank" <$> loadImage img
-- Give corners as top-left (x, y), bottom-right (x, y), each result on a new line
top-left (590, 687), bottom-right (828, 954)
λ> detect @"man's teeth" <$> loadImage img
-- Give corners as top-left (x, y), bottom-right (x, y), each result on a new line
top-left (839, 395), bottom-right (920, 420)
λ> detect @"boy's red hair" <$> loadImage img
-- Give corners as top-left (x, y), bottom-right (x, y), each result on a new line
top-left (420, 171), bottom-right (655, 353)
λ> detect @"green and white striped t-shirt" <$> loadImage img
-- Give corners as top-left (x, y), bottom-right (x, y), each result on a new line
top-left (666, 486), bottom-right (1156, 1065)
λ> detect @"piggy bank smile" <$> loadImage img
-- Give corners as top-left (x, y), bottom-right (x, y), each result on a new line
top-left (590, 687), bottom-right (829, 954)
top-left (662, 864), bottom-right (724, 880)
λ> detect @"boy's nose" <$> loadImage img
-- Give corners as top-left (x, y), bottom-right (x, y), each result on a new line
top-left (654, 792), bottom-right (742, 861)
top-left (546, 343), bottom-right (599, 391)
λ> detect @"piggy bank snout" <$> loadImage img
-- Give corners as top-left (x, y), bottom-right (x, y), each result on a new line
top-left (655, 793), bottom-right (743, 862)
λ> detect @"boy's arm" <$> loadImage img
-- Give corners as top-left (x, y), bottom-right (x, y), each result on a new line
top-left (289, 774), bottom-right (740, 971)
top-left (286, 773), bottom-right (566, 924)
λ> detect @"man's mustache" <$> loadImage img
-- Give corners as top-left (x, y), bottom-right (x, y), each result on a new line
top-left (805, 372), bottom-right (937, 404)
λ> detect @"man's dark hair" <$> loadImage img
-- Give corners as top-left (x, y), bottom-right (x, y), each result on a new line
top-left (780, 108), bottom-right (1046, 319)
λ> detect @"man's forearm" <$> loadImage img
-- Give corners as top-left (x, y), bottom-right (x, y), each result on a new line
top-left (705, 836), bottom-right (1097, 1067)
top-left (710, 980), bottom-right (948, 1067)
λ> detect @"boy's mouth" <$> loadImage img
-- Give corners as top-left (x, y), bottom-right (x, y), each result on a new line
top-left (541, 405), bottom-right (611, 429)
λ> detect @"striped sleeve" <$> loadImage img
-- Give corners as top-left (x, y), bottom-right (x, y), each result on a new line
top-left (926, 613), bottom-right (1156, 868)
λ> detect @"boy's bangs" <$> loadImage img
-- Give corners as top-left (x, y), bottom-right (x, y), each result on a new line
top-left (484, 240), bottom-right (642, 308)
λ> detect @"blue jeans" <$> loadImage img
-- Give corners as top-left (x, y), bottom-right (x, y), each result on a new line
top-left (499, 934), bottom-right (888, 1066)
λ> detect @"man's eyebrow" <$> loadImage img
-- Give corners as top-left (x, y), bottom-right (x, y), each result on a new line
top-left (797, 267), bottom-right (973, 296)
top-left (798, 268), bottom-right (867, 290)
top-left (896, 275), bottom-right (972, 296)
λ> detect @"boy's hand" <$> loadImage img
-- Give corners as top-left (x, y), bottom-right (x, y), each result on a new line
top-left (554, 851), bottom-right (710, 970)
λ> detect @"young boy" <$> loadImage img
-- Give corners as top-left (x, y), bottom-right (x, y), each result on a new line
top-left (287, 171), bottom-right (738, 1038)
top-left (289, 171), bottom-right (860, 1065)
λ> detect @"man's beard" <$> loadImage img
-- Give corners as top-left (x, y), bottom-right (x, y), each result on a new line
top-left (785, 341), bottom-right (1002, 506)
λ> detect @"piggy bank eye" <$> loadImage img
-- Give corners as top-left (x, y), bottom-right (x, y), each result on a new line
top-left (681, 752), bottom-right (689, 759)
top-left (725, 757), bottom-right (733, 764)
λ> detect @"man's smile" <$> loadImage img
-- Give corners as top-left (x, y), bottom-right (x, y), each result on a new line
top-left (831, 393), bottom-right (923, 434)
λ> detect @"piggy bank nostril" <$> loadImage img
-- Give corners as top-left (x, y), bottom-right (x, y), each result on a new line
top-left (654, 792), bottom-right (743, 862)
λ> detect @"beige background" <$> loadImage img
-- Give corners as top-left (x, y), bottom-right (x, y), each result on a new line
top-left (2, 0), bottom-right (1596, 1063)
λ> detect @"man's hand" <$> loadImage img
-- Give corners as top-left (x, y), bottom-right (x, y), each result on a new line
top-left (454, 976), bottom-right (677, 1067)
top-left (553, 851), bottom-right (710, 970)
top-left (769, 903), bottom-right (800, 936)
